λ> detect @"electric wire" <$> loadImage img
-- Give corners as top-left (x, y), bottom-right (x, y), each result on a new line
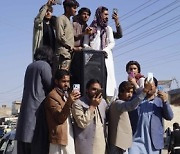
top-left (114, 28), bottom-right (180, 59)
top-left (114, 15), bottom-right (180, 50)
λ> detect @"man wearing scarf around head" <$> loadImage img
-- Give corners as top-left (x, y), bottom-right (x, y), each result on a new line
top-left (83, 6), bottom-right (116, 101)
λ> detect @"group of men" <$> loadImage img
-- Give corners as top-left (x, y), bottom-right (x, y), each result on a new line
top-left (15, 60), bottom-right (174, 154)
top-left (32, 0), bottom-right (123, 98)
top-left (15, 0), bottom-right (174, 154)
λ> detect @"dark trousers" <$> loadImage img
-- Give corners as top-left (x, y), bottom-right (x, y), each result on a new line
top-left (175, 149), bottom-right (180, 154)
top-left (70, 52), bottom-right (82, 85)
top-left (17, 141), bottom-right (31, 154)
top-left (109, 144), bottom-right (125, 154)
top-left (172, 149), bottom-right (180, 154)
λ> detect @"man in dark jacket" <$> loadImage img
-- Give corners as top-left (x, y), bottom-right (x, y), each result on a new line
top-left (168, 122), bottom-right (180, 154)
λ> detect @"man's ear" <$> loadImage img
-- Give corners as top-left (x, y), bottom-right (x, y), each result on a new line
top-left (118, 93), bottom-right (121, 98)
top-left (55, 79), bottom-right (58, 85)
top-left (85, 89), bottom-right (88, 94)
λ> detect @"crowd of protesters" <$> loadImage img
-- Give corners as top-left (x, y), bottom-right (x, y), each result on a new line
top-left (15, 0), bottom-right (174, 154)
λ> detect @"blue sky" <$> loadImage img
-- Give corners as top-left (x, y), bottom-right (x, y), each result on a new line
top-left (0, 0), bottom-right (180, 106)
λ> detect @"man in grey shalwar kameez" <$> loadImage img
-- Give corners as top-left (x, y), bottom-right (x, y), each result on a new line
top-left (15, 46), bottom-right (53, 154)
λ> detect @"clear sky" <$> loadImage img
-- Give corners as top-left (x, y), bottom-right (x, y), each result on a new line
top-left (0, 0), bottom-right (180, 106)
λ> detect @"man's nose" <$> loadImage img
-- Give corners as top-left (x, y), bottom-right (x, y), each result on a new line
top-left (65, 82), bottom-right (69, 86)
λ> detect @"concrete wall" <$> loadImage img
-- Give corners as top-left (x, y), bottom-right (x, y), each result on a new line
top-left (0, 107), bottom-right (11, 118)
top-left (164, 105), bottom-right (180, 130)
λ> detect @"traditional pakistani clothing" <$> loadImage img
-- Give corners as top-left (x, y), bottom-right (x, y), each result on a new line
top-left (83, 6), bottom-right (116, 98)
top-left (128, 100), bottom-right (160, 154)
top-left (72, 96), bottom-right (107, 154)
top-left (45, 88), bottom-right (75, 154)
top-left (70, 19), bottom-right (88, 85)
top-left (49, 117), bottom-right (75, 154)
top-left (33, 4), bottom-right (56, 55)
top-left (84, 25), bottom-right (116, 97)
top-left (55, 14), bottom-right (74, 70)
top-left (128, 97), bottom-right (173, 154)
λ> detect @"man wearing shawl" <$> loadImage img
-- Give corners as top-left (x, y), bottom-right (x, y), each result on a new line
top-left (83, 6), bottom-right (116, 100)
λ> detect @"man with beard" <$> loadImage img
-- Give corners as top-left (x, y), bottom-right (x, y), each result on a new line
top-left (128, 77), bottom-right (174, 154)
top-left (45, 69), bottom-right (81, 154)
top-left (72, 79), bottom-right (108, 154)
top-left (33, 0), bottom-right (57, 59)
top-left (55, 0), bottom-right (79, 71)
top-left (83, 6), bottom-right (116, 100)
top-left (73, 7), bottom-right (92, 50)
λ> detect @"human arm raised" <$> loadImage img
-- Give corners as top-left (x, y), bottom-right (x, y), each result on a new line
top-left (34, 0), bottom-right (55, 29)
top-left (72, 94), bottom-right (102, 128)
top-left (115, 81), bottom-right (152, 112)
top-left (112, 13), bottom-right (123, 39)
top-left (45, 90), bottom-right (80, 124)
top-left (157, 91), bottom-right (174, 120)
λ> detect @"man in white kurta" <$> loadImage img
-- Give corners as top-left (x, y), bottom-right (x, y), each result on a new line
top-left (83, 6), bottom-right (116, 99)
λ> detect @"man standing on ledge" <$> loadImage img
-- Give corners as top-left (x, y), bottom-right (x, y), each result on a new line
top-left (55, 0), bottom-right (79, 71)
top-left (33, 0), bottom-right (57, 59)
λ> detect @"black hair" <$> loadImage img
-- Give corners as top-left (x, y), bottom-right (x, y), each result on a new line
top-left (34, 46), bottom-right (53, 65)
top-left (54, 69), bottom-right (71, 80)
top-left (118, 81), bottom-right (135, 94)
top-left (63, 0), bottom-right (79, 8)
top-left (47, 6), bottom-right (53, 12)
top-left (145, 77), bottom-right (158, 87)
top-left (126, 60), bottom-right (141, 73)
top-left (173, 122), bottom-right (180, 130)
top-left (101, 6), bottom-right (108, 13)
top-left (78, 7), bottom-right (91, 16)
top-left (39, 5), bottom-right (53, 13)
top-left (50, 15), bottom-right (57, 27)
top-left (86, 79), bottom-right (101, 89)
